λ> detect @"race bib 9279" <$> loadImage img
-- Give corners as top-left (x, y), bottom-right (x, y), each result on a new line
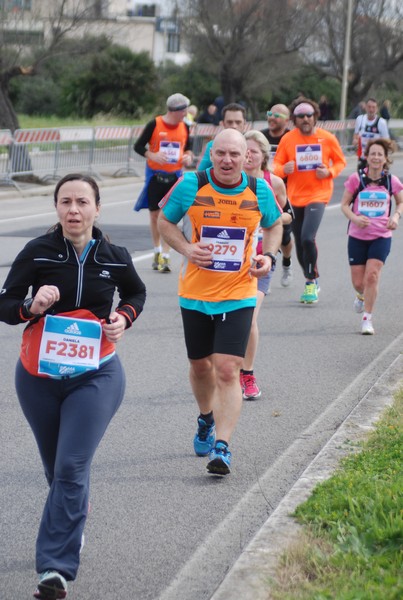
top-left (200, 225), bottom-right (246, 272)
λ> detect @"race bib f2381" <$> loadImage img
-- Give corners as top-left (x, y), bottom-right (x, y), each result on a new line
top-left (38, 315), bottom-right (102, 377)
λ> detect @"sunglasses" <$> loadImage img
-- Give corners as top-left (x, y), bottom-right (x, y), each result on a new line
top-left (267, 111), bottom-right (287, 119)
top-left (295, 113), bottom-right (314, 118)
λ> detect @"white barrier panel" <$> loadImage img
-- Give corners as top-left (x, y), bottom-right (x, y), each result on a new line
top-left (0, 130), bottom-right (13, 146)
top-left (59, 128), bottom-right (94, 142)
top-left (95, 126), bottom-right (133, 140)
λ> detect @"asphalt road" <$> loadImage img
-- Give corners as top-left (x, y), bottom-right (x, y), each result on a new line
top-left (1, 158), bottom-right (403, 599)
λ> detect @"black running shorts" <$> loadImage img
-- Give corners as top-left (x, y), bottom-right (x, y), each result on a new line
top-left (147, 172), bottom-right (178, 211)
top-left (180, 307), bottom-right (254, 360)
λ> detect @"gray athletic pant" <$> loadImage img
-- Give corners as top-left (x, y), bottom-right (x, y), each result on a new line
top-left (291, 203), bottom-right (326, 280)
top-left (15, 355), bottom-right (125, 580)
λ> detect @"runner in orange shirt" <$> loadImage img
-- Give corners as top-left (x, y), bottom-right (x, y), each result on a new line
top-left (273, 97), bottom-right (346, 303)
top-left (134, 93), bottom-right (193, 273)
top-left (158, 129), bottom-right (282, 475)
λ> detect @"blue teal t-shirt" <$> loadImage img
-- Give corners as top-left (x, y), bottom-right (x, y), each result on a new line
top-left (197, 140), bottom-right (214, 171)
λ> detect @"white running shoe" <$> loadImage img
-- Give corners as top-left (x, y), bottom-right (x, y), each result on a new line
top-left (281, 266), bottom-right (293, 287)
top-left (361, 317), bottom-right (374, 335)
top-left (354, 294), bottom-right (364, 313)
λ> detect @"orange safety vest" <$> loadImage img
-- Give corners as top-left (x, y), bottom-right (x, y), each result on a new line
top-left (146, 116), bottom-right (189, 173)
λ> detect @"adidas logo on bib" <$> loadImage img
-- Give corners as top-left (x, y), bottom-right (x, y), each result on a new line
top-left (64, 322), bottom-right (82, 335)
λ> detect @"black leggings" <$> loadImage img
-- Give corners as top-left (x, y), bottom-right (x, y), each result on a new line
top-left (15, 355), bottom-right (125, 580)
top-left (292, 203), bottom-right (325, 280)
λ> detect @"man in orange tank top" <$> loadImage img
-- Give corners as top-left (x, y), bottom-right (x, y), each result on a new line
top-left (134, 93), bottom-right (194, 272)
top-left (158, 129), bottom-right (282, 475)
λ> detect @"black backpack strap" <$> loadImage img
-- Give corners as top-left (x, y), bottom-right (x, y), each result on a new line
top-left (247, 174), bottom-right (257, 195)
top-left (386, 173), bottom-right (392, 194)
top-left (350, 170), bottom-right (367, 205)
top-left (350, 172), bottom-right (393, 215)
top-left (386, 173), bottom-right (392, 215)
top-left (195, 170), bottom-right (209, 189)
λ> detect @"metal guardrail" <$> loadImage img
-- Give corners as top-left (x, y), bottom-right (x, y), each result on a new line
top-left (3, 126), bottom-right (148, 190)
top-left (1, 120), bottom-right (402, 190)
top-left (0, 129), bottom-right (14, 186)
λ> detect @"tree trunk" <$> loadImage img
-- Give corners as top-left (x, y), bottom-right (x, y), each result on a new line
top-left (0, 80), bottom-right (35, 177)
top-left (220, 63), bottom-right (237, 105)
top-left (0, 79), bottom-right (20, 133)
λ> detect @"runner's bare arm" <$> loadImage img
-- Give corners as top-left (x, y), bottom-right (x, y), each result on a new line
top-left (158, 212), bottom-right (213, 266)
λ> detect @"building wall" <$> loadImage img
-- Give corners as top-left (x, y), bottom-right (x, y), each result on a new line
top-left (8, 0), bottom-right (189, 65)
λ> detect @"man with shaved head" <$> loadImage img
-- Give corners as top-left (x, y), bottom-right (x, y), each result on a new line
top-left (158, 128), bottom-right (282, 475)
top-left (261, 103), bottom-right (291, 148)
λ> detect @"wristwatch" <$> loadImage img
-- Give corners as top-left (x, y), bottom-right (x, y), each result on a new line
top-left (263, 252), bottom-right (277, 266)
top-left (22, 298), bottom-right (34, 318)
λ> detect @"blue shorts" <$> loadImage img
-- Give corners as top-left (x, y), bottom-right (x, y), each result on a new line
top-left (348, 236), bottom-right (391, 265)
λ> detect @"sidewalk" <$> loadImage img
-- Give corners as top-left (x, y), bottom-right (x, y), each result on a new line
top-left (211, 350), bottom-right (403, 599)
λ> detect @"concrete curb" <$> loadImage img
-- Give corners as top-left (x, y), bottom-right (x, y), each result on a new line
top-left (211, 353), bottom-right (403, 600)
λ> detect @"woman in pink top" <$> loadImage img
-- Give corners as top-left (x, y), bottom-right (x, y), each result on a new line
top-left (341, 139), bottom-right (403, 334)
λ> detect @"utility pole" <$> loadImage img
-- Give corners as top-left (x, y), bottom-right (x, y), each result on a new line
top-left (340, 0), bottom-right (354, 121)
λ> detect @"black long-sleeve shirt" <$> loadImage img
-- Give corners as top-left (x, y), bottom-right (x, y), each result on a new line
top-left (0, 225), bottom-right (146, 327)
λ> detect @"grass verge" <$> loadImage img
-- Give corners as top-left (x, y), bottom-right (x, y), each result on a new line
top-left (17, 114), bottom-right (142, 129)
top-left (269, 388), bottom-right (403, 600)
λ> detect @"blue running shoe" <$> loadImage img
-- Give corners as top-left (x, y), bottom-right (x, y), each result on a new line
top-left (207, 442), bottom-right (231, 475)
top-left (193, 417), bottom-right (215, 456)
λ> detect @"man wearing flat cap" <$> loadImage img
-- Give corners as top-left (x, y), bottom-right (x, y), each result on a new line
top-left (273, 97), bottom-right (346, 304)
top-left (134, 93), bottom-right (194, 272)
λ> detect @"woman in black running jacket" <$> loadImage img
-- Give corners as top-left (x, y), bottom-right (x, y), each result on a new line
top-left (0, 173), bottom-right (146, 600)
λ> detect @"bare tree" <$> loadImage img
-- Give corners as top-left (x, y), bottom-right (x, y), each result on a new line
top-left (0, 0), bottom-right (105, 132)
top-left (302, 0), bottom-right (403, 107)
top-left (179, 0), bottom-right (320, 115)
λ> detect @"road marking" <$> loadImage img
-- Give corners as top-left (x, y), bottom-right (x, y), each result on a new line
top-left (132, 253), bottom-right (153, 263)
